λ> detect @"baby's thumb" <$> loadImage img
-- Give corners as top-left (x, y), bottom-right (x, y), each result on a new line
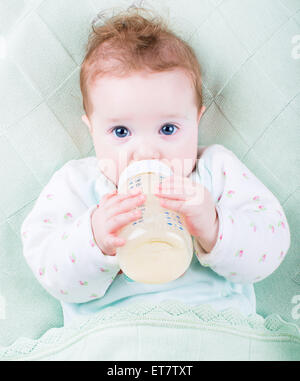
top-left (105, 234), bottom-right (125, 255)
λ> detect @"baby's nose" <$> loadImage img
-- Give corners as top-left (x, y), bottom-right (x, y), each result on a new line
top-left (133, 147), bottom-right (160, 161)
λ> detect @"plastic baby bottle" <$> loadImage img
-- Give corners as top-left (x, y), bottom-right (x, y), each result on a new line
top-left (116, 159), bottom-right (193, 284)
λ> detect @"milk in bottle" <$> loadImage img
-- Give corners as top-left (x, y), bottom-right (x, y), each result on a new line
top-left (116, 159), bottom-right (193, 284)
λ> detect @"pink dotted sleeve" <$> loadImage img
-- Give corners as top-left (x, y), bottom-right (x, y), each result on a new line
top-left (21, 160), bottom-right (120, 303)
top-left (193, 144), bottom-right (291, 284)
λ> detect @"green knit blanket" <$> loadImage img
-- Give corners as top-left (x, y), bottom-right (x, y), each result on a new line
top-left (1, 300), bottom-right (299, 361)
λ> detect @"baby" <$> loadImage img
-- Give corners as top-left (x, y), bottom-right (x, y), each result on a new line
top-left (21, 7), bottom-right (290, 325)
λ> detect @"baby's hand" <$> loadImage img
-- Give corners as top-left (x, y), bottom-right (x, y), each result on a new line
top-left (91, 188), bottom-right (146, 256)
top-left (154, 175), bottom-right (219, 253)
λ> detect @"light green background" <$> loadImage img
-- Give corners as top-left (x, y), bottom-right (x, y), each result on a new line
top-left (0, 0), bottom-right (299, 347)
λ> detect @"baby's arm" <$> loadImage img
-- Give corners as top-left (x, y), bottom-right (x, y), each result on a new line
top-left (194, 144), bottom-right (291, 284)
top-left (21, 161), bottom-right (121, 303)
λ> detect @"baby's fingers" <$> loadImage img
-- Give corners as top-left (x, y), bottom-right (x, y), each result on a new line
top-left (104, 188), bottom-right (142, 209)
top-left (107, 209), bottom-right (142, 233)
top-left (106, 234), bottom-right (126, 248)
top-left (102, 234), bottom-right (126, 256)
top-left (107, 193), bottom-right (146, 219)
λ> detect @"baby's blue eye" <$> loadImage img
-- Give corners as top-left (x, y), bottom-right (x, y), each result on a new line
top-left (112, 126), bottom-right (130, 138)
top-left (160, 124), bottom-right (178, 135)
top-left (111, 123), bottom-right (178, 138)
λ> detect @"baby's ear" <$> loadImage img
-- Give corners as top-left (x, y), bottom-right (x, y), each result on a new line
top-left (81, 114), bottom-right (93, 134)
top-left (197, 105), bottom-right (206, 124)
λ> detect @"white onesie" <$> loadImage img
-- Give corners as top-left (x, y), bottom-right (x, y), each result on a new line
top-left (21, 144), bottom-right (290, 325)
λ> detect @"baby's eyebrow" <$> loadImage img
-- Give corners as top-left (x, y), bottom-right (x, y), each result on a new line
top-left (160, 114), bottom-right (188, 120)
top-left (106, 114), bottom-right (188, 122)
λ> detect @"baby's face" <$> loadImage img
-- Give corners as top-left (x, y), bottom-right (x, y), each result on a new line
top-left (82, 69), bottom-right (205, 186)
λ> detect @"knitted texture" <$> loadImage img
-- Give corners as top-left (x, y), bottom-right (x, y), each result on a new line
top-left (1, 300), bottom-right (299, 360)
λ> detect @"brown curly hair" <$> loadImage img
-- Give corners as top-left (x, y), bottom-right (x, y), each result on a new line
top-left (80, 4), bottom-right (202, 119)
